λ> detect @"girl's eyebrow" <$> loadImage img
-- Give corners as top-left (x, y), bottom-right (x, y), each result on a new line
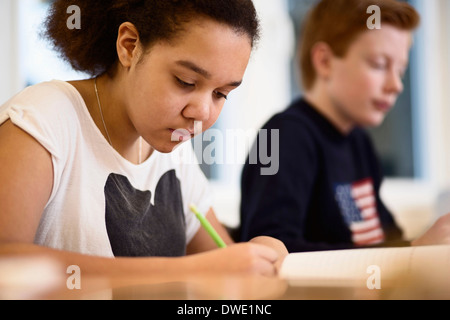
top-left (176, 60), bottom-right (212, 79)
top-left (175, 60), bottom-right (243, 88)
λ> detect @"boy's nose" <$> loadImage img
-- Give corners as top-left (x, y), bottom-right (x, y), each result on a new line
top-left (385, 69), bottom-right (404, 95)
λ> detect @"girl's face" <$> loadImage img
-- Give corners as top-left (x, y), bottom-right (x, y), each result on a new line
top-left (326, 25), bottom-right (411, 131)
top-left (123, 19), bottom-right (252, 153)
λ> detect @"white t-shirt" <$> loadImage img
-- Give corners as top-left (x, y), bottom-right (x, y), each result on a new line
top-left (0, 80), bottom-right (211, 258)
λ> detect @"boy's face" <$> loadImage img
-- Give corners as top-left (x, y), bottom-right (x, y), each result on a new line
top-left (326, 25), bottom-right (411, 129)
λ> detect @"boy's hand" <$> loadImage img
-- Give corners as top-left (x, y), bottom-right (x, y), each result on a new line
top-left (412, 213), bottom-right (450, 246)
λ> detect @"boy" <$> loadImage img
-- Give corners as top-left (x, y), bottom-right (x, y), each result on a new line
top-left (240, 0), bottom-right (448, 252)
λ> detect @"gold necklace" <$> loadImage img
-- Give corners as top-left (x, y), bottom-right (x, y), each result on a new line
top-left (94, 78), bottom-right (143, 164)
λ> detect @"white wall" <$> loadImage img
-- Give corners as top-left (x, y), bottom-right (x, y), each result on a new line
top-left (0, 0), bottom-right (21, 104)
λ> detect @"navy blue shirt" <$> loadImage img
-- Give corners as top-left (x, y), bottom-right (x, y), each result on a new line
top-left (240, 98), bottom-right (408, 252)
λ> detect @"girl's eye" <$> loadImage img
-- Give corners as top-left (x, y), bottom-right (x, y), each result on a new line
top-left (176, 77), bottom-right (195, 88)
top-left (214, 91), bottom-right (228, 100)
top-left (176, 76), bottom-right (228, 100)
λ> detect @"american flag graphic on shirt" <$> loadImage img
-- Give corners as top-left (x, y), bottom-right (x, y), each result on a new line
top-left (334, 178), bottom-right (385, 246)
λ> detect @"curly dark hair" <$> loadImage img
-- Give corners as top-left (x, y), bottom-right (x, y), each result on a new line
top-left (43, 0), bottom-right (260, 76)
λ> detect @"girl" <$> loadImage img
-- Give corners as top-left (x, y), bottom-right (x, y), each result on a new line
top-left (0, 0), bottom-right (287, 277)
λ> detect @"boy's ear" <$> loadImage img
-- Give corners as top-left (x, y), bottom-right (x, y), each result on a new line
top-left (310, 42), bottom-right (334, 81)
top-left (116, 22), bottom-right (143, 69)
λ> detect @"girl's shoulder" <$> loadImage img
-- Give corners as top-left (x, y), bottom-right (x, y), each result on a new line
top-left (1, 80), bottom-right (84, 121)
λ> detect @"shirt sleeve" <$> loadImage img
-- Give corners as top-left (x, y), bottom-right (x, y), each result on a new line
top-left (0, 82), bottom-right (75, 205)
top-left (0, 87), bottom-right (61, 159)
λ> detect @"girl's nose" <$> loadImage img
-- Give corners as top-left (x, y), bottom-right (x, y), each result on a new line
top-left (183, 93), bottom-right (211, 122)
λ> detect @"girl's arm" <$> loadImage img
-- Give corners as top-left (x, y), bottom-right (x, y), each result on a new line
top-left (0, 120), bottom-right (53, 244)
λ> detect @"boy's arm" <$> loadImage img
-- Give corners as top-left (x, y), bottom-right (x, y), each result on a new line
top-left (412, 213), bottom-right (450, 247)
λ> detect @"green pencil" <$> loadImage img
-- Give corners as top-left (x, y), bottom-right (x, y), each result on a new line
top-left (189, 204), bottom-right (227, 248)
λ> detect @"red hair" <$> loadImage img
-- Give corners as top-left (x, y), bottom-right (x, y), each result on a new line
top-left (299, 0), bottom-right (420, 90)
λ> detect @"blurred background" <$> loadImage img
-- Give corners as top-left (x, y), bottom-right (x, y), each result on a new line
top-left (1, 0), bottom-right (449, 241)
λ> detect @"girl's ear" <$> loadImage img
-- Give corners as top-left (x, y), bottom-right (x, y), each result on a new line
top-left (310, 42), bottom-right (334, 81)
top-left (116, 22), bottom-right (143, 69)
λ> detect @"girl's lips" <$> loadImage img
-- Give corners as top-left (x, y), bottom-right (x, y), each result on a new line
top-left (170, 129), bottom-right (194, 142)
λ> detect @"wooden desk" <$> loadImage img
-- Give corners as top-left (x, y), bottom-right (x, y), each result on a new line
top-left (41, 273), bottom-right (450, 300)
top-left (2, 256), bottom-right (449, 300)
top-left (45, 274), bottom-right (288, 300)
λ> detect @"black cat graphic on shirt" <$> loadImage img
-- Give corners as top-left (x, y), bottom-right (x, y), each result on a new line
top-left (104, 170), bottom-right (186, 257)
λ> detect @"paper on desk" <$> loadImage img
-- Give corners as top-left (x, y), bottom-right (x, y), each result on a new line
top-left (279, 245), bottom-right (450, 288)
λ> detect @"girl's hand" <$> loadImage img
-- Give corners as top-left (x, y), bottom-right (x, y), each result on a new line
top-left (187, 242), bottom-right (280, 277)
top-left (249, 236), bottom-right (289, 273)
